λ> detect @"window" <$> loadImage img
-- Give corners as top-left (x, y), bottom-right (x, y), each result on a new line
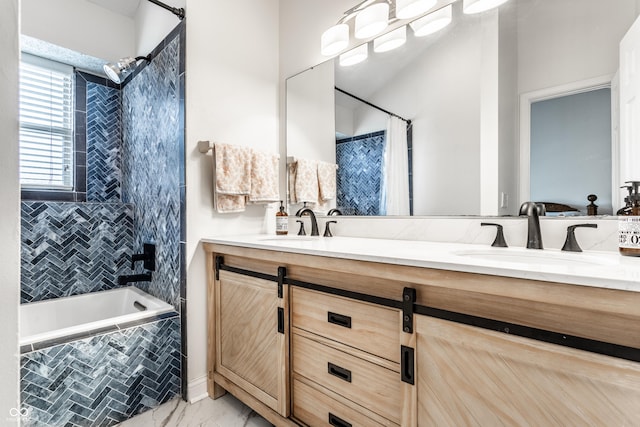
top-left (19, 54), bottom-right (74, 190)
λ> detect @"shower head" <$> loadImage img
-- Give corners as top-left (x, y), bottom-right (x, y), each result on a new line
top-left (103, 55), bottom-right (151, 84)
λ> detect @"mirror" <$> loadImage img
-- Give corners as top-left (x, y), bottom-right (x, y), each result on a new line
top-left (286, 0), bottom-right (639, 217)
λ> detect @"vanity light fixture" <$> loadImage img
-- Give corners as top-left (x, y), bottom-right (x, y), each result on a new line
top-left (410, 4), bottom-right (453, 37)
top-left (321, 24), bottom-right (350, 56)
top-left (355, 3), bottom-right (390, 39)
top-left (374, 25), bottom-right (407, 53)
top-left (396, 0), bottom-right (437, 20)
top-left (340, 44), bottom-right (369, 66)
top-left (463, 0), bottom-right (511, 14)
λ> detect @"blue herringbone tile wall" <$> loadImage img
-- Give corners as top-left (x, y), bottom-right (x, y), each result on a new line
top-left (21, 202), bottom-right (134, 303)
top-left (336, 131), bottom-right (386, 216)
top-left (87, 82), bottom-right (122, 202)
top-left (20, 316), bottom-right (181, 427)
top-left (122, 35), bottom-right (182, 309)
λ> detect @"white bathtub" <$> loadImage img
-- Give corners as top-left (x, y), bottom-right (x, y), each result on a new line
top-left (20, 286), bottom-right (175, 347)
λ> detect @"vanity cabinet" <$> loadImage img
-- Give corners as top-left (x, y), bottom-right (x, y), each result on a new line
top-left (204, 242), bottom-right (640, 427)
top-left (291, 287), bottom-right (402, 426)
top-left (414, 315), bottom-right (640, 426)
top-left (212, 268), bottom-right (289, 417)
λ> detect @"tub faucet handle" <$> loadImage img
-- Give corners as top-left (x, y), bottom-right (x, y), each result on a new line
top-left (131, 243), bottom-right (156, 271)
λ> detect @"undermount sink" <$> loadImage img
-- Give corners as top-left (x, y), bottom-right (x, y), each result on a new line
top-left (453, 248), bottom-right (616, 267)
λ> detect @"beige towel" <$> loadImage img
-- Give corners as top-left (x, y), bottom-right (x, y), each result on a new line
top-left (317, 161), bottom-right (337, 202)
top-left (288, 161), bottom-right (298, 203)
top-left (293, 159), bottom-right (319, 205)
top-left (250, 150), bottom-right (280, 203)
top-left (214, 143), bottom-right (252, 213)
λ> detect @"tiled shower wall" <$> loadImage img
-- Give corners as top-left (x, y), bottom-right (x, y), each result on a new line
top-left (121, 32), bottom-right (184, 311)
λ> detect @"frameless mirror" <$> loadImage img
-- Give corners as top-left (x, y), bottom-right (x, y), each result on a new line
top-left (286, 0), bottom-right (639, 217)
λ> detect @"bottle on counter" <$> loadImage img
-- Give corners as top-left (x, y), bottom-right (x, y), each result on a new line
top-left (276, 200), bottom-right (288, 235)
top-left (619, 181), bottom-right (640, 257)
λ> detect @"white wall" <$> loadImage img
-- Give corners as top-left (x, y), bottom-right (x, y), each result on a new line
top-left (517, 0), bottom-right (639, 94)
top-left (21, 0), bottom-right (135, 61)
top-left (0, 0), bottom-right (21, 419)
top-left (135, 0), bottom-right (185, 57)
top-left (185, 0), bottom-right (280, 398)
top-left (286, 60), bottom-right (336, 162)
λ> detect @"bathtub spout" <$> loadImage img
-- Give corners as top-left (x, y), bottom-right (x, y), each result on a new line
top-left (118, 273), bottom-right (152, 286)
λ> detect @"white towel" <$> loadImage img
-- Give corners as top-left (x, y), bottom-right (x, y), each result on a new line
top-left (214, 143), bottom-right (252, 213)
top-left (250, 150), bottom-right (280, 203)
top-left (293, 159), bottom-right (319, 205)
top-left (317, 161), bottom-right (337, 202)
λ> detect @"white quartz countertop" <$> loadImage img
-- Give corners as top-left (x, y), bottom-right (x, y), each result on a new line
top-left (202, 235), bottom-right (640, 293)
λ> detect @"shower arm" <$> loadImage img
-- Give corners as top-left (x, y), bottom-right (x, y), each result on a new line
top-left (146, 0), bottom-right (185, 20)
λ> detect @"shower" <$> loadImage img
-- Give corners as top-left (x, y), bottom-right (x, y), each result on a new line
top-left (102, 0), bottom-right (185, 83)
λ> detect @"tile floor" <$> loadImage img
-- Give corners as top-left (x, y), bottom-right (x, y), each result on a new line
top-left (116, 395), bottom-right (273, 427)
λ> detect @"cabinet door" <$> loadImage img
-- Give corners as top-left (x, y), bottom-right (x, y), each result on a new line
top-left (215, 269), bottom-right (288, 416)
top-left (415, 315), bottom-right (640, 426)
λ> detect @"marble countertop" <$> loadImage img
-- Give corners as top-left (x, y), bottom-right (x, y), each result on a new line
top-left (202, 235), bottom-right (640, 293)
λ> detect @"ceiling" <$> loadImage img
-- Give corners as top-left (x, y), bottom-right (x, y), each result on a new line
top-left (86, 0), bottom-right (142, 18)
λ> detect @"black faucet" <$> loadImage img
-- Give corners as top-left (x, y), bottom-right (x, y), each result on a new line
top-left (118, 272), bottom-right (152, 286)
top-left (327, 208), bottom-right (343, 216)
top-left (519, 202), bottom-right (545, 249)
top-left (296, 208), bottom-right (319, 236)
top-left (131, 243), bottom-right (156, 271)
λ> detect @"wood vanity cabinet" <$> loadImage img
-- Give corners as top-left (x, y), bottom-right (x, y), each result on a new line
top-left (210, 266), bottom-right (290, 419)
top-left (204, 243), bottom-right (640, 427)
top-left (414, 315), bottom-right (640, 426)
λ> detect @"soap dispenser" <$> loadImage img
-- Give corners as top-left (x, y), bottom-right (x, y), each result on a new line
top-left (619, 181), bottom-right (640, 256)
top-left (276, 201), bottom-right (288, 235)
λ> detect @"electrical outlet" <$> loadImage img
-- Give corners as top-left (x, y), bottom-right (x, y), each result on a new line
top-left (500, 192), bottom-right (508, 209)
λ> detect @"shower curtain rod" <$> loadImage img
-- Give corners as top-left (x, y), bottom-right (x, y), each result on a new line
top-left (335, 87), bottom-right (411, 125)
top-left (147, 0), bottom-right (185, 20)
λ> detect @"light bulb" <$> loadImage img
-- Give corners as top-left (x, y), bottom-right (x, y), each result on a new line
top-left (355, 3), bottom-right (390, 39)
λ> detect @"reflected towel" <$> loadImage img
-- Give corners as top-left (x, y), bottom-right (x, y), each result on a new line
top-left (293, 159), bottom-right (319, 205)
top-left (214, 143), bottom-right (252, 213)
top-left (250, 150), bottom-right (280, 203)
top-left (317, 161), bottom-right (337, 201)
top-left (288, 161), bottom-right (298, 203)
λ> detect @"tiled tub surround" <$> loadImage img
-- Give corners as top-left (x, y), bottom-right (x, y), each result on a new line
top-left (122, 33), bottom-right (183, 310)
top-left (20, 315), bottom-right (181, 427)
top-left (21, 202), bottom-right (134, 303)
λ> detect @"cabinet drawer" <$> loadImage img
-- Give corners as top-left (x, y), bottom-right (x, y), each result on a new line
top-left (291, 287), bottom-right (400, 363)
top-left (293, 377), bottom-right (395, 427)
top-left (292, 333), bottom-right (401, 424)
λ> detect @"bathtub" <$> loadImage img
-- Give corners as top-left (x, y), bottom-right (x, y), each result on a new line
top-left (20, 286), bottom-right (175, 349)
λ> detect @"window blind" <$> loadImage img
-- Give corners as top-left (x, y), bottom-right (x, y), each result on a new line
top-left (19, 54), bottom-right (74, 190)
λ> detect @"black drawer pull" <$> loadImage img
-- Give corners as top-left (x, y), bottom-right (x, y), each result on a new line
top-left (328, 312), bottom-right (352, 328)
top-left (277, 307), bottom-right (284, 334)
top-left (328, 362), bottom-right (352, 383)
top-left (329, 412), bottom-right (352, 427)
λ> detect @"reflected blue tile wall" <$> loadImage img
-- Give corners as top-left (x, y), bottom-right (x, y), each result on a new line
top-left (336, 131), bottom-right (386, 216)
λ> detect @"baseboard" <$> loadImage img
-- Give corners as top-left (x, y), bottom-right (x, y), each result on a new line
top-left (187, 376), bottom-right (209, 403)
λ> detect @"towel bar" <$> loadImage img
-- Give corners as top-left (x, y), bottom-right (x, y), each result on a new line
top-left (198, 140), bottom-right (213, 154)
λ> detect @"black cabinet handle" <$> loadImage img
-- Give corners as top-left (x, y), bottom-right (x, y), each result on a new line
top-left (401, 345), bottom-right (415, 385)
top-left (329, 413), bottom-right (352, 427)
top-left (277, 307), bottom-right (284, 334)
top-left (327, 362), bottom-right (352, 383)
top-left (328, 312), bottom-right (352, 329)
